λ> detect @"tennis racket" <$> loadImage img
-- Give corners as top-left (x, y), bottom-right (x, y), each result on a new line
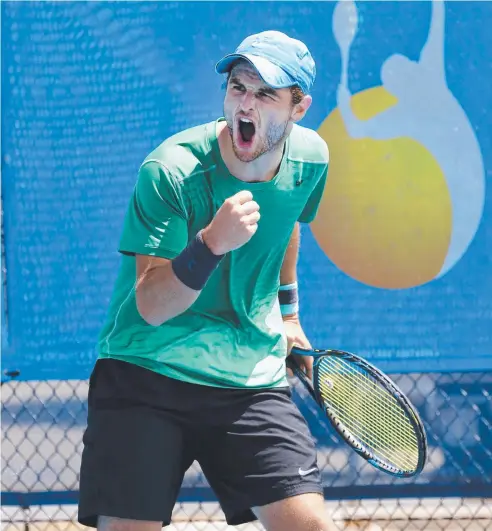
top-left (287, 346), bottom-right (427, 478)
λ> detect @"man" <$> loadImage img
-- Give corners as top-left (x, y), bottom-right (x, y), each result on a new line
top-left (78, 30), bottom-right (333, 531)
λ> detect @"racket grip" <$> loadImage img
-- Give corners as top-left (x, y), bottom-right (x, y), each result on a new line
top-left (286, 354), bottom-right (305, 377)
top-left (286, 354), bottom-right (298, 369)
top-left (286, 355), bottom-right (317, 401)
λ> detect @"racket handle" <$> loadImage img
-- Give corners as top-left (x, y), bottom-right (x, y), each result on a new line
top-left (286, 355), bottom-right (317, 401)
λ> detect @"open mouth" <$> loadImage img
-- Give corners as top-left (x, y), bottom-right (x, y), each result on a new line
top-left (238, 118), bottom-right (256, 145)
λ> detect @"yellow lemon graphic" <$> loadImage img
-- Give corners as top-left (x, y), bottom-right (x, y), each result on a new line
top-left (313, 87), bottom-right (452, 289)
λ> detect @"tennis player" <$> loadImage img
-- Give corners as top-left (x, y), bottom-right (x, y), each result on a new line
top-left (78, 30), bottom-right (333, 531)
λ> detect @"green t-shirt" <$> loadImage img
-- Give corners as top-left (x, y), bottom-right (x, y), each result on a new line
top-left (98, 118), bottom-right (329, 388)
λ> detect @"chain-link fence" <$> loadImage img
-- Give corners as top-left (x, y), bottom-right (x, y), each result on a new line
top-left (2, 371), bottom-right (491, 530)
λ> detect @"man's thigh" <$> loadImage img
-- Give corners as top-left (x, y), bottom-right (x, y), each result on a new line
top-left (78, 359), bottom-right (196, 528)
top-left (198, 387), bottom-right (323, 526)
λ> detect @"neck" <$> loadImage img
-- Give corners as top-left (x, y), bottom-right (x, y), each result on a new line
top-left (216, 121), bottom-right (287, 183)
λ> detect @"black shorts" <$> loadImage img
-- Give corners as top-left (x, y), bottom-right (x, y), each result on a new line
top-left (78, 359), bottom-right (322, 528)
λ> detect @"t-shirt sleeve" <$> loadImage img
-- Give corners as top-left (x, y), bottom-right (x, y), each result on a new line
top-left (298, 163), bottom-right (329, 223)
top-left (118, 160), bottom-right (188, 259)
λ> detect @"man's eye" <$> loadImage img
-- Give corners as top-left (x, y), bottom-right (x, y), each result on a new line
top-left (258, 92), bottom-right (273, 100)
top-left (232, 85), bottom-right (245, 92)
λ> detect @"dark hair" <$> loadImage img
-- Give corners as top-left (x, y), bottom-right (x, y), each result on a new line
top-left (290, 85), bottom-right (304, 105)
top-left (226, 66), bottom-right (305, 106)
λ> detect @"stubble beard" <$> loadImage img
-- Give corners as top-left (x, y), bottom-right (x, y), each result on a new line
top-left (225, 115), bottom-right (290, 163)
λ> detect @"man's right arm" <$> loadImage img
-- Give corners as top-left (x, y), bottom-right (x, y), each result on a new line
top-left (118, 160), bottom-right (201, 326)
top-left (133, 189), bottom-right (260, 327)
top-left (135, 255), bottom-right (202, 326)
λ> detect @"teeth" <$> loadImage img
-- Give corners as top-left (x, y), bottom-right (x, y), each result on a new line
top-left (239, 118), bottom-right (253, 123)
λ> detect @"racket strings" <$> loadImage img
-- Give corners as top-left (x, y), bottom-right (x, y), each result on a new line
top-left (319, 358), bottom-right (413, 429)
top-left (318, 375), bottom-right (417, 470)
top-left (317, 373), bottom-right (418, 470)
top-left (318, 374), bottom-right (417, 471)
top-left (317, 358), bottom-right (419, 471)
top-left (319, 359), bottom-right (414, 431)
top-left (320, 359), bottom-right (415, 428)
top-left (317, 362), bottom-right (417, 459)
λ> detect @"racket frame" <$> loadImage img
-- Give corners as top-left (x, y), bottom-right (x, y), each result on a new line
top-left (287, 347), bottom-right (427, 478)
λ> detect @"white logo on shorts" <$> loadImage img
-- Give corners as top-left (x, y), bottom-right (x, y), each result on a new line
top-left (298, 467), bottom-right (317, 477)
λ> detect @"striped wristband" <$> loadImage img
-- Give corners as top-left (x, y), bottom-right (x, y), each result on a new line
top-left (279, 281), bottom-right (299, 316)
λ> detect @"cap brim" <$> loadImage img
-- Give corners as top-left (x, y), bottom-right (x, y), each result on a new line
top-left (215, 53), bottom-right (295, 89)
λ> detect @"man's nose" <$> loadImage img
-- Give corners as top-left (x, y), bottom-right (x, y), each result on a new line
top-left (239, 90), bottom-right (255, 112)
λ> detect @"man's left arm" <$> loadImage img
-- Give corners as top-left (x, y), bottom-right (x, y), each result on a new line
top-left (282, 142), bottom-right (329, 378)
top-left (279, 222), bottom-right (314, 378)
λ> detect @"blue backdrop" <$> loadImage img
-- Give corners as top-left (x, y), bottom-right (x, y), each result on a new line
top-left (2, 1), bottom-right (491, 381)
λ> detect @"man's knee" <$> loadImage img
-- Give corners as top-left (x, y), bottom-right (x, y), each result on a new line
top-left (304, 513), bottom-right (335, 531)
top-left (97, 516), bottom-right (162, 531)
top-left (287, 512), bottom-right (335, 531)
top-left (262, 512), bottom-right (335, 531)
top-left (254, 492), bottom-right (337, 531)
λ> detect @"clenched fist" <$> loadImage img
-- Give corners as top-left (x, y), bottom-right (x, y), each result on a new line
top-left (202, 190), bottom-right (260, 255)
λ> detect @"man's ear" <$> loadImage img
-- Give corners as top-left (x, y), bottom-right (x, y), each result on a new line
top-left (291, 95), bottom-right (313, 123)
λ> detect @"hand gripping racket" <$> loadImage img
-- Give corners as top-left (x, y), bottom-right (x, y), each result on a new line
top-left (287, 346), bottom-right (427, 477)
